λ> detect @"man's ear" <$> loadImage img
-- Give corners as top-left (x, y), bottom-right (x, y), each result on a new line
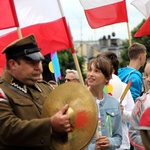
top-left (8, 59), bottom-right (17, 70)
top-left (139, 53), bottom-right (144, 61)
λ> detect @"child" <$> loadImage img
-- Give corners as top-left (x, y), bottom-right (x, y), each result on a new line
top-left (86, 56), bottom-right (122, 150)
top-left (99, 51), bottom-right (134, 150)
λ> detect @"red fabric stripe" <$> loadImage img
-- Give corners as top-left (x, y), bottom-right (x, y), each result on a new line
top-left (129, 132), bottom-right (145, 149)
top-left (140, 107), bottom-right (150, 126)
top-left (0, 0), bottom-right (19, 30)
top-left (9, 0), bottom-right (19, 27)
top-left (134, 17), bottom-right (150, 37)
top-left (84, 0), bottom-right (128, 28)
top-left (0, 93), bottom-right (4, 99)
top-left (0, 18), bottom-right (73, 74)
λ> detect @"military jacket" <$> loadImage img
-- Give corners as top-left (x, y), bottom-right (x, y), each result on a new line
top-left (0, 71), bottom-right (53, 150)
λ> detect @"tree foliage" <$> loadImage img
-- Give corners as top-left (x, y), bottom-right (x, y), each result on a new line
top-left (58, 49), bottom-right (86, 83)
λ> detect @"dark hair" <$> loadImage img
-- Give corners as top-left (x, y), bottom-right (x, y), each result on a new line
top-left (97, 51), bottom-right (119, 75)
top-left (6, 56), bottom-right (37, 70)
top-left (87, 57), bottom-right (112, 81)
top-left (6, 57), bottom-right (22, 70)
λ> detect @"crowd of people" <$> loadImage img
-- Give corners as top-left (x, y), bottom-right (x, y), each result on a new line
top-left (0, 34), bottom-right (150, 150)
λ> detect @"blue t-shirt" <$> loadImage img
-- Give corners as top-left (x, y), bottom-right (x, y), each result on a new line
top-left (118, 67), bottom-right (143, 101)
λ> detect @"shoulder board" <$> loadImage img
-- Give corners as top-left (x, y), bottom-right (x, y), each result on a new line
top-left (37, 80), bottom-right (54, 90)
top-left (37, 80), bottom-right (51, 85)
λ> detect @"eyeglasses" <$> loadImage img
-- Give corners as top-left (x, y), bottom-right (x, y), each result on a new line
top-left (65, 78), bottom-right (76, 82)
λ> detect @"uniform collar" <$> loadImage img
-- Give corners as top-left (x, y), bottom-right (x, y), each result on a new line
top-left (10, 78), bottom-right (27, 93)
top-left (1, 71), bottom-right (42, 93)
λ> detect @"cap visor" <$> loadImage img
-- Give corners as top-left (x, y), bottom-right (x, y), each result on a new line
top-left (25, 52), bottom-right (44, 61)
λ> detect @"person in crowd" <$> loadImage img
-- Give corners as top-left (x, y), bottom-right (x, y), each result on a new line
top-left (129, 58), bottom-right (150, 150)
top-left (65, 69), bottom-right (80, 83)
top-left (118, 42), bottom-right (147, 101)
top-left (99, 51), bottom-right (134, 150)
top-left (86, 56), bottom-right (122, 150)
top-left (0, 34), bottom-right (72, 149)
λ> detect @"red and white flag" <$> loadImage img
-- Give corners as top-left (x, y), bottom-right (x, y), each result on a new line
top-left (0, 0), bottom-right (73, 75)
top-left (79, 0), bottom-right (128, 28)
top-left (131, 0), bottom-right (150, 19)
top-left (134, 17), bottom-right (150, 37)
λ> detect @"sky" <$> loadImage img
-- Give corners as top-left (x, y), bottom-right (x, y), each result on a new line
top-left (61, 0), bottom-right (145, 41)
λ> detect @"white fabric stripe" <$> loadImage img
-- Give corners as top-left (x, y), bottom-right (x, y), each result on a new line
top-left (14, 0), bottom-right (63, 26)
top-left (0, 98), bottom-right (9, 102)
top-left (131, 0), bottom-right (150, 19)
top-left (0, 0), bottom-right (63, 36)
top-left (79, 0), bottom-right (123, 10)
top-left (0, 88), bottom-right (8, 102)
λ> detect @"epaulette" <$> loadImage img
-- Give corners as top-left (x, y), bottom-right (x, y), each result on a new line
top-left (37, 80), bottom-right (51, 86)
top-left (37, 80), bottom-right (54, 89)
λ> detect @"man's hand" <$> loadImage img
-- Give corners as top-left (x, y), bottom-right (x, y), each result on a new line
top-left (50, 104), bottom-right (72, 132)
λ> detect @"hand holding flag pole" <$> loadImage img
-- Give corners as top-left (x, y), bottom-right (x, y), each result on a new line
top-left (120, 80), bottom-right (132, 104)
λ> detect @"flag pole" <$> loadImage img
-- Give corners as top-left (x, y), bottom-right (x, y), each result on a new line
top-left (17, 27), bottom-right (22, 39)
top-left (120, 80), bottom-right (132, 103)
top-left (10, 0), bottom-right (22, 39)
top-left (126, 22), bottom-right (132, 46)
top-left (57, 0), bottom-right (84, 85)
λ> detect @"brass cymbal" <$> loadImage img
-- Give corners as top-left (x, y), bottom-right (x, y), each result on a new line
top-left (41, 82), bottom-right (98, 150)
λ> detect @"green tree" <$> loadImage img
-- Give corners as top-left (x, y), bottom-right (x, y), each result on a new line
top-left (58, 49), bottom-right (86, 83)
top-left (119, 40), bottom-right (129, 68)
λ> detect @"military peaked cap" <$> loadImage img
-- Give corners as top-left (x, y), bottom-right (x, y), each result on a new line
top-left (2, 34), bottom-right (44, 61)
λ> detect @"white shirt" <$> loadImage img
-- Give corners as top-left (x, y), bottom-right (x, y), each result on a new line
top-left (117, 81), bottom-right (134, 150)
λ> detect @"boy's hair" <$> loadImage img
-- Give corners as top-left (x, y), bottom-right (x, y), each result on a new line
top-left (128, 42), bottom-right (147, 60)
top-left (97, 51), bottom-right (119, 75)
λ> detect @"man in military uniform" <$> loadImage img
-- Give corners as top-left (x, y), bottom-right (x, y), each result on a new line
top-left (0, 34), bottom-right (71, 150)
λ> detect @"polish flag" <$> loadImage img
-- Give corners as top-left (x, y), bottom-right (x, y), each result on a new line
top-left (134, 17), bottom-right (150, 37)
top-left (79, 0), bottom-right (128, 28)
top-left (131, 0), bottom-right (150, 19)
top-left (0, 0), bottom-right (73, 75)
